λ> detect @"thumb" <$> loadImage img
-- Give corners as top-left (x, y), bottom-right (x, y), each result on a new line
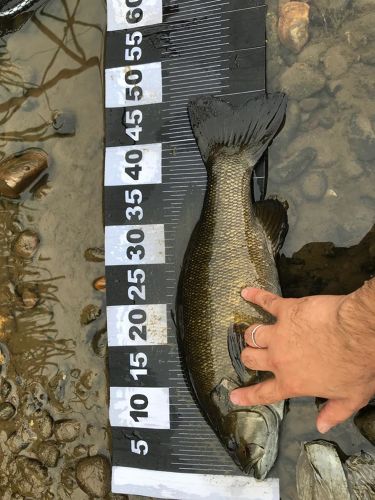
top-left (241, 287), bottom-right (283, 316)
top-left (316, 399), bottom-right (359, 434)
top-left (230, 379), bottom-right (284, 407)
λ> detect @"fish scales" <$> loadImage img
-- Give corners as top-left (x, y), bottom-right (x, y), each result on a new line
top-left (177, 93), bottom-right (288, 479)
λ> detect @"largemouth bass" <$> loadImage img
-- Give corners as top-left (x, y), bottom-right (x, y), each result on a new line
top-left (177, 93), bottom-right (288, 479)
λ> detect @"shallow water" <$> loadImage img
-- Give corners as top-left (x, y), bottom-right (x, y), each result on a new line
top-left (0, 0), bottom-right (373, 499)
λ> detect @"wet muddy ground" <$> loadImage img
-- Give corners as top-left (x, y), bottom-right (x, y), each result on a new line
top-left (0, 0), bottom-right (373, 499)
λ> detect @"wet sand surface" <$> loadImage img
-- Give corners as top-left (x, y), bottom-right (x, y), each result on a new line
top-left (0, 0), bottom-right (373, 498)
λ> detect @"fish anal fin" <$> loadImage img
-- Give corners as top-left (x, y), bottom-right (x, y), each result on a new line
top-left (254, 198), bottom-right (289, 255)
top-left (227, 323), bottom-right (253, 385)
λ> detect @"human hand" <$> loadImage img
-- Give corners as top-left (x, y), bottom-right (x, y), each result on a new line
top-left (230, 281), bottom-right (375, 433)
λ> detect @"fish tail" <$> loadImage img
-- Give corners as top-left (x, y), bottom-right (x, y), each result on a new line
top-left (188, 93), bottom-right (287, 167)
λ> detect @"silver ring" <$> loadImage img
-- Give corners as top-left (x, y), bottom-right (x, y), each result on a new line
top-left (251, 325), bottom-right (266, 349)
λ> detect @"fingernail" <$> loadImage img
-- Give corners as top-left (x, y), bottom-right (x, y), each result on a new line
top-left (317, 422), bottom-right (331, 434)
top-left (241, 288), bottom-right (251, 299)
top-left (230, 391), bottom-right (241, 405)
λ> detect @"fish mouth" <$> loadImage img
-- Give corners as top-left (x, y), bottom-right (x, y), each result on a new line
top-left (223, 407), bottom-right (280, 479)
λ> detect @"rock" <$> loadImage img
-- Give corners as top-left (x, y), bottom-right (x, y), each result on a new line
top-left (0, 378), bottom-right (12, 401)
top-left (7, 425), bottom-right (35, 454)
top-left (93, 276), bottom-right (106, 292)
top-left (298, 41), bottom-right (328, 67)
top-left (280, 62), bottom-right (326, 100)
top-left (37, 441), bottom-right (60, 467)
top-left (10, 457), bottom-right (49, 497)
top-left (0, 149), bottom-right (48, 199)
top-left (52, 110), bottom-right (76, 135)
top-left (92, 329), bottom-right (107, 358)
top-left (271, 147), bottom-right (317, 184)
top-left (278, 2), bottom-right (310, 54)
top-left (323, 46), bottom-right (348, 79)
top-left (84, 247), bottom-right (104, 262)
top-left (0, 402), bottom-right (15, 420)
top-left (13, 230), bottom-right (40, 259)
top-left (80, 304), bottom-right (101, 326)
top-left (30, 410), bottom-right (54, 440)
top-left (348, 113), bottom-right (375, 162)
top-left (76, 455), bottom-right (111, 498)
top-left (301, 171), bottom-right (328, 200)
top-left (54, 419), bottom-right (81, 442)
top-left (0, 343), bottom-right (10, 376)
top-left (299, 98), bottom-right (320, 112)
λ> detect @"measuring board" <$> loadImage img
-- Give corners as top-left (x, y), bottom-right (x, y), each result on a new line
top-left (104, 1), bottom-right (278, 498)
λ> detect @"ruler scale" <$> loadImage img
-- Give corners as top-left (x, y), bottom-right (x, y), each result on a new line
top-left (105, 1), bottom-right (277, 498)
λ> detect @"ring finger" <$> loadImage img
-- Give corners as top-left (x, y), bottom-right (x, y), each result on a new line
top-left (245, 323), bottom-right (271, 349)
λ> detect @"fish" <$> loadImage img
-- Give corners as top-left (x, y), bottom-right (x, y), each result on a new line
top-left (345, 450), bottom-right (375, 500)
top-left (354, 404), bottom-right (375, 446)
top-left (177, 93), bottom-right (288, 479)
top-left (296, 440), bottom-right (351, 500)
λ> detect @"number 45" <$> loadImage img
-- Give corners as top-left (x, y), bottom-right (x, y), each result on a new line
top-left (125, 109), bottom-right (143, 142)
top-left (131, 439), bottom-right (148, 455)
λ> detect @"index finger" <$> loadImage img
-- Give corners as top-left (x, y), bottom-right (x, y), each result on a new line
top-left (241, 287), bottom-right (282, 316)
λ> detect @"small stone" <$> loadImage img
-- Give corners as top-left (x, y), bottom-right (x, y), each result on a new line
top-left (7, 425), bottom-right (35, 454)
top-left (93, 276), bottom-right (106, 292)
top-left (323, 46), bottom-right (348, 79)
top-left (0, 343), bottom-right (10, 376)
top-left (271, 147), bottom-right (317, 184)
top-left (280, 62), bottom-right (326, 100)
top-left (37, 441), bottom-right (60, 468)
top-left (52, 110), bottom-right (76, 135)
top-left (54, 419), bottom-right (81, 442)
top-left (30, 410), bottom-right (54, 440)
top-left (76, 455), bottom-right (111, 498)
top-left (0, 378), bottom-right (12, 401)
top-left (92, 329), bottom-right (107, 358)
top-left (13, 230), bottom-right (40, 259)
top-left (80, 304), bottom-right (101, 326)
top-left (299, 98), bottom-right (320, 112)
top-left (84, 247), bottom-right (104, 262)
top-left (278, 2), bottom-right (310, 54)
top-left (0, 402), bottom-right (15, 420)
top-left (21, 288), bottom-right (39, 309)
top-left (301, 171), bottom-right (328, 201)
top-left (348, 113), bottom-right (375, 162)
top-left (10, 457), bottom-right (49, 497)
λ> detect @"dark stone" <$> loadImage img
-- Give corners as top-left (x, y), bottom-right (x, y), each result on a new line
top-left (84, 247), bottom-right (105, 262)
top-left (80, 304), bottom-right (101, 325)
top-left (348, 113), bottom-right (375, 162)
top-left (92, 329), bottom-right (107, 358)
top-left (0, 402), bottom-right (15, 420)
top-left (76, 455), bottom-right (111, 498)
top-left (271, 147), bottom-right (317, 184)
top-left (52, 110), bottom-right (76, 135)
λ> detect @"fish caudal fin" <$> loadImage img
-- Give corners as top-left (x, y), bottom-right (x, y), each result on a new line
top-left (188, 93), bottom-right (287, 165)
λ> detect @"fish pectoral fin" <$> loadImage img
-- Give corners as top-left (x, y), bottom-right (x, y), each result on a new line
top-left (254, 198), bottom-right (289, 256)
top-left (227, 323), bottom-right (253, 385)
top-left (211, 377), bottom-right (238, 416)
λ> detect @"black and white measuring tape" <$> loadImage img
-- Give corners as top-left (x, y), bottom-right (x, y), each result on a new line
top-left (105, 1), bottom-right (278, 498)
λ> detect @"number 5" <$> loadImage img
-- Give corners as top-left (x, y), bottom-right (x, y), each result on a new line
top-left (131, 439), bottom-right (148, 455)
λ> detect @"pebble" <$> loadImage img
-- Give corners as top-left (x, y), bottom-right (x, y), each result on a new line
top-left (13, 230), bottom-right (40, 259)
top-left (348, 113), bottom-right (375, 162)
top-left (299, 98), bottom-right (320, 113)
top-left (0, 378), bottom-right (12, 401)
top-left (280, 62), bottom-right (326, 100)
top-left (84, 247), bottom-right (104, 262)
top-left (323, 46), bottom-right (348, 79)
top-left (271, 147), bottom-right (317, 184)
top-left (93, 276), bottom-right (106, 292)
top-left (54, 419), bottom-right (81, 442)
top-left (7, 425), bottom-right (35, 454)
top-left (52, 110), bottom-right (76, 135)
top-left (80, 304), bottom-right (101, 326)
top-left (0, 402), bottom-right (16, 420)
top-left (278, 2), bottom-right (310, 54)
top-left (37, 441), bottom-right (60, 468)
top-left (301, 171), bottom-right (328, 201)
top-left (30, 410), bottom-right (54, 440)
top-left (92, 329), bottom-right (108, 358)
top-left (10, 456), bottom-right (48, 497)
top-left (75, 455), bottom-right (111, 498)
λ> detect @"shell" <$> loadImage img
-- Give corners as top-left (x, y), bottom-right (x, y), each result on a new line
top-left (278, 2), bottom-right (310, 54)
top-left (0, 148), bottom-right (48, 199)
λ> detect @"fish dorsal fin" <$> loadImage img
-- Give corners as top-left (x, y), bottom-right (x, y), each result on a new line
top-left (254, 198), bottom-right (289, 256)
